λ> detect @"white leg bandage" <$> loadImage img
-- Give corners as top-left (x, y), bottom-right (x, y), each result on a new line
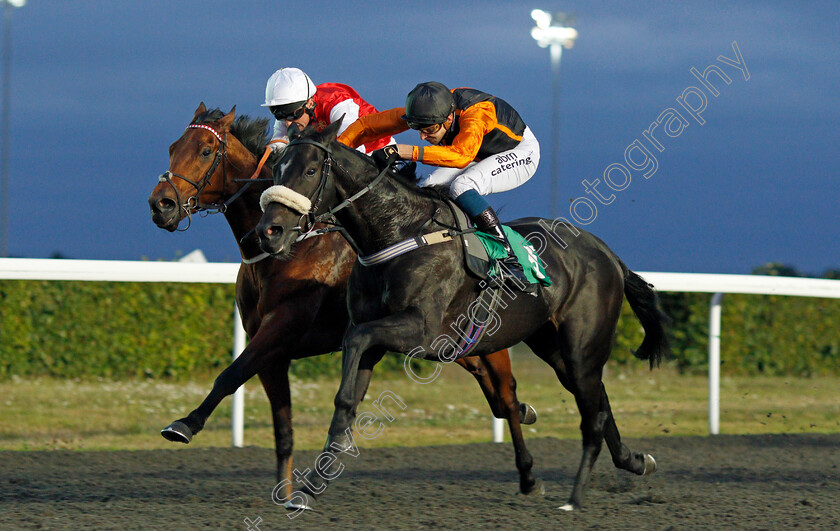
top-left (259, 185), bottom-right (312, 214)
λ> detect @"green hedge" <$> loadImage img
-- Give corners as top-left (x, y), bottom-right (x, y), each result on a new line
top-left (2, 279), bottom-right (839, 380)
top-left (0, 280), bottom-right (412, 381)
top-left (0, 280), bottom-right (235, 379)
top-left (610, 292), bottom-right (840, 376)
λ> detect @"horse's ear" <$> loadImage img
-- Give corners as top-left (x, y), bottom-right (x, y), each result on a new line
top-left (288, 122), bottom-right (302, 141)
top-left (320, 115), bottom-right (344, 143)
top-left (219, 106), bottom-right (236, 130)
top-left (192, 102), bottom-right (207, 122)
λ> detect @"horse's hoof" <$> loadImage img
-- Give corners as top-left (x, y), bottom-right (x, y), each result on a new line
top-left (559, 502), bottom-right (578, 512)
top-left (518, 479), bottom-right (545, 496)
top-left (284, 496), bottom-right (314, 512)
top-left (642, 454), bottom-right (657, 475)
top-left (519, 403), bottom-right (538, 425)
top-left (161, 421), bottom-right (193, 444)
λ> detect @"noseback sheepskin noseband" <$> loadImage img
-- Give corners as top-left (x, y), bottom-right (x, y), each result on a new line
top-left (259, 185), bottom-right (312, 215)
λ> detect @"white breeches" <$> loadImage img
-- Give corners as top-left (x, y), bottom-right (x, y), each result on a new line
top-left (417, 127), bottom-right (540, 198)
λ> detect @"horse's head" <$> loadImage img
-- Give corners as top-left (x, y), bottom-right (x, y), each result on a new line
top-left (255, 119), bottom-right (346, 257)
top-left (148, 102), bottom-right (238, 231)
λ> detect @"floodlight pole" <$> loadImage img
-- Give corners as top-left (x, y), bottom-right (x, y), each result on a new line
top-left (1, 0), bottom-right (25, 257)
top-left (531, 10), bottom-right (577, 219)
top-left (549, 43), bottom-right (562, 218)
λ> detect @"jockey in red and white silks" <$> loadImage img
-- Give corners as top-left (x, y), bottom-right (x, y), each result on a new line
top-left (262, 68), bottom-right (394, 155)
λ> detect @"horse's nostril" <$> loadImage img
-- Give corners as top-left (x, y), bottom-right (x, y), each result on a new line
top-left (266, 225), bottom-right (283, 237)
top-left (157, 198), bottom-right (177, 212)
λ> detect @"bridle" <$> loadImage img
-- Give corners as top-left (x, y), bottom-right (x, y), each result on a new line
top-left (158, 123), bottom-right (257, 231)
top-left (267, 138), bottom-right (393, 244)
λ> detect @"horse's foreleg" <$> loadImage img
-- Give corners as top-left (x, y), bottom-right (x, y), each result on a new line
top-left (329, 309), bottom-right (424, 439)
top-left (160, 320), bottom-right (283, 444)
top-left (255, 358), bottom-right (297, 501)
top-left (302, 310), bottom-right (424, 499)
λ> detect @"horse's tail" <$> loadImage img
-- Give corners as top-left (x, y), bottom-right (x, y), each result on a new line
top-left (623, 268), bottom-right (672, 369)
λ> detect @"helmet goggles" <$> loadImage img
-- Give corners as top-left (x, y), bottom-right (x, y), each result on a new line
top-left (407, 121), bottom-right (445, 134)
top-left (270, 102), bottom-right (307, 122)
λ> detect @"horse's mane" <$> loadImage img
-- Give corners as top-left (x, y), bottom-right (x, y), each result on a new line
top-left (194, 108), bottom-right (282, 169)
top-left (294, 125), bottom-right (446, 204)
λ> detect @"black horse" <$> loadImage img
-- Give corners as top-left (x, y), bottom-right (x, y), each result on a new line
top-left (149, 105), bottom-right (539, 509)
top-left (255, 120), bottom-right (671, 510)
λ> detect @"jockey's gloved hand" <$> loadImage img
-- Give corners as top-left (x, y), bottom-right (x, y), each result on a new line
top-left (371, 145), bottom-right (401, 170)
top-left (268, 138), bottom-right (289, 155)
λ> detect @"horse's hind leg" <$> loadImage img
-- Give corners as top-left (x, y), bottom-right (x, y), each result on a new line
top-left (256, 358), bottom-right (311, 510)
top-left (526, 319), bottom-right (615, 511)
top-left (600, 383), bottom-right (656, 476)
top-left (562, 366), bottom-right (611, 511)
top-left (561, 326), bottom-right (659, 510)
top-left (459, 350), bottom-right (543, 495)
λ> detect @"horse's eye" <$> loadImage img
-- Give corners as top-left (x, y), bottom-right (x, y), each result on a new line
top-left (306, 168), bottom-right (317, 176)
top-left (201, 148), bottom-right (212, 157)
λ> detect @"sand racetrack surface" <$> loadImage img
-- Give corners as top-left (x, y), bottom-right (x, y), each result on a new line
top-left (2, 433), bottom-right (839, 529)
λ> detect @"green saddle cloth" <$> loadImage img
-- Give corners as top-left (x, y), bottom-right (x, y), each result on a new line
top-left (475, 226), bottom-right (552, 286)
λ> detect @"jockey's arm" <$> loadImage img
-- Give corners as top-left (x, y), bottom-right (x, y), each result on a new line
top-left (337, 107), bottom-right (409, 149)
top-left (329, 99), bottom-right (364, 153)
top-left (406, 102), bottom-right (494, 168)
top-left (268, 119), bottom-right (290, 154)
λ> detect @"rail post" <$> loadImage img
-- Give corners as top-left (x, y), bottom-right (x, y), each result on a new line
top-left (231, 303), bottom-right (246, 447)
top-left (708, 292), bottom-right (724, 435)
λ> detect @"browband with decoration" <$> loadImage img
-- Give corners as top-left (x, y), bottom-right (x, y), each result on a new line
top-left (187, 124), bottom-right (224, 143)
top-left (260, 185), bottom-right (312, 214)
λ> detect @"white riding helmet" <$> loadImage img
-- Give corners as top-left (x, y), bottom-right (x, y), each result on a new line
top-left (262, 67), bottom-right (317, 108)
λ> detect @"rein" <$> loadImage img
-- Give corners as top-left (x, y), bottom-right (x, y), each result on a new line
top-left (262, 137), bottom-right (502, 355)
top-left (296, 139), bottom-right (394, 226)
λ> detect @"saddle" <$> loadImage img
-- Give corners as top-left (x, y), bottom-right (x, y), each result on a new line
top-left (442, 198), bottom-right (493, 281)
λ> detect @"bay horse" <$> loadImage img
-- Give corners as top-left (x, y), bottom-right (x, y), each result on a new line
top-left (255, 120), bottom-right (671, 510)
top-left (148, 104), bottom-right (540, 507)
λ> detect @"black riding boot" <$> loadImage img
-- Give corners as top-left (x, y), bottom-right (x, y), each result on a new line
top-left (473, 207), bottom-right (535, 292)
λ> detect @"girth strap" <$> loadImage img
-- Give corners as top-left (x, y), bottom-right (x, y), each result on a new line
top-left (357, 229), bottom-right (454, 267)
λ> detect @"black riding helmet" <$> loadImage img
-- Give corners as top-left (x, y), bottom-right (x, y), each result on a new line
top-left (402, 82), bottom-right (455, 129)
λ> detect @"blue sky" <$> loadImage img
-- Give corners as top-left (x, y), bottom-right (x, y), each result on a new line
top-left (3, 1), bottom-right (838, 275)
